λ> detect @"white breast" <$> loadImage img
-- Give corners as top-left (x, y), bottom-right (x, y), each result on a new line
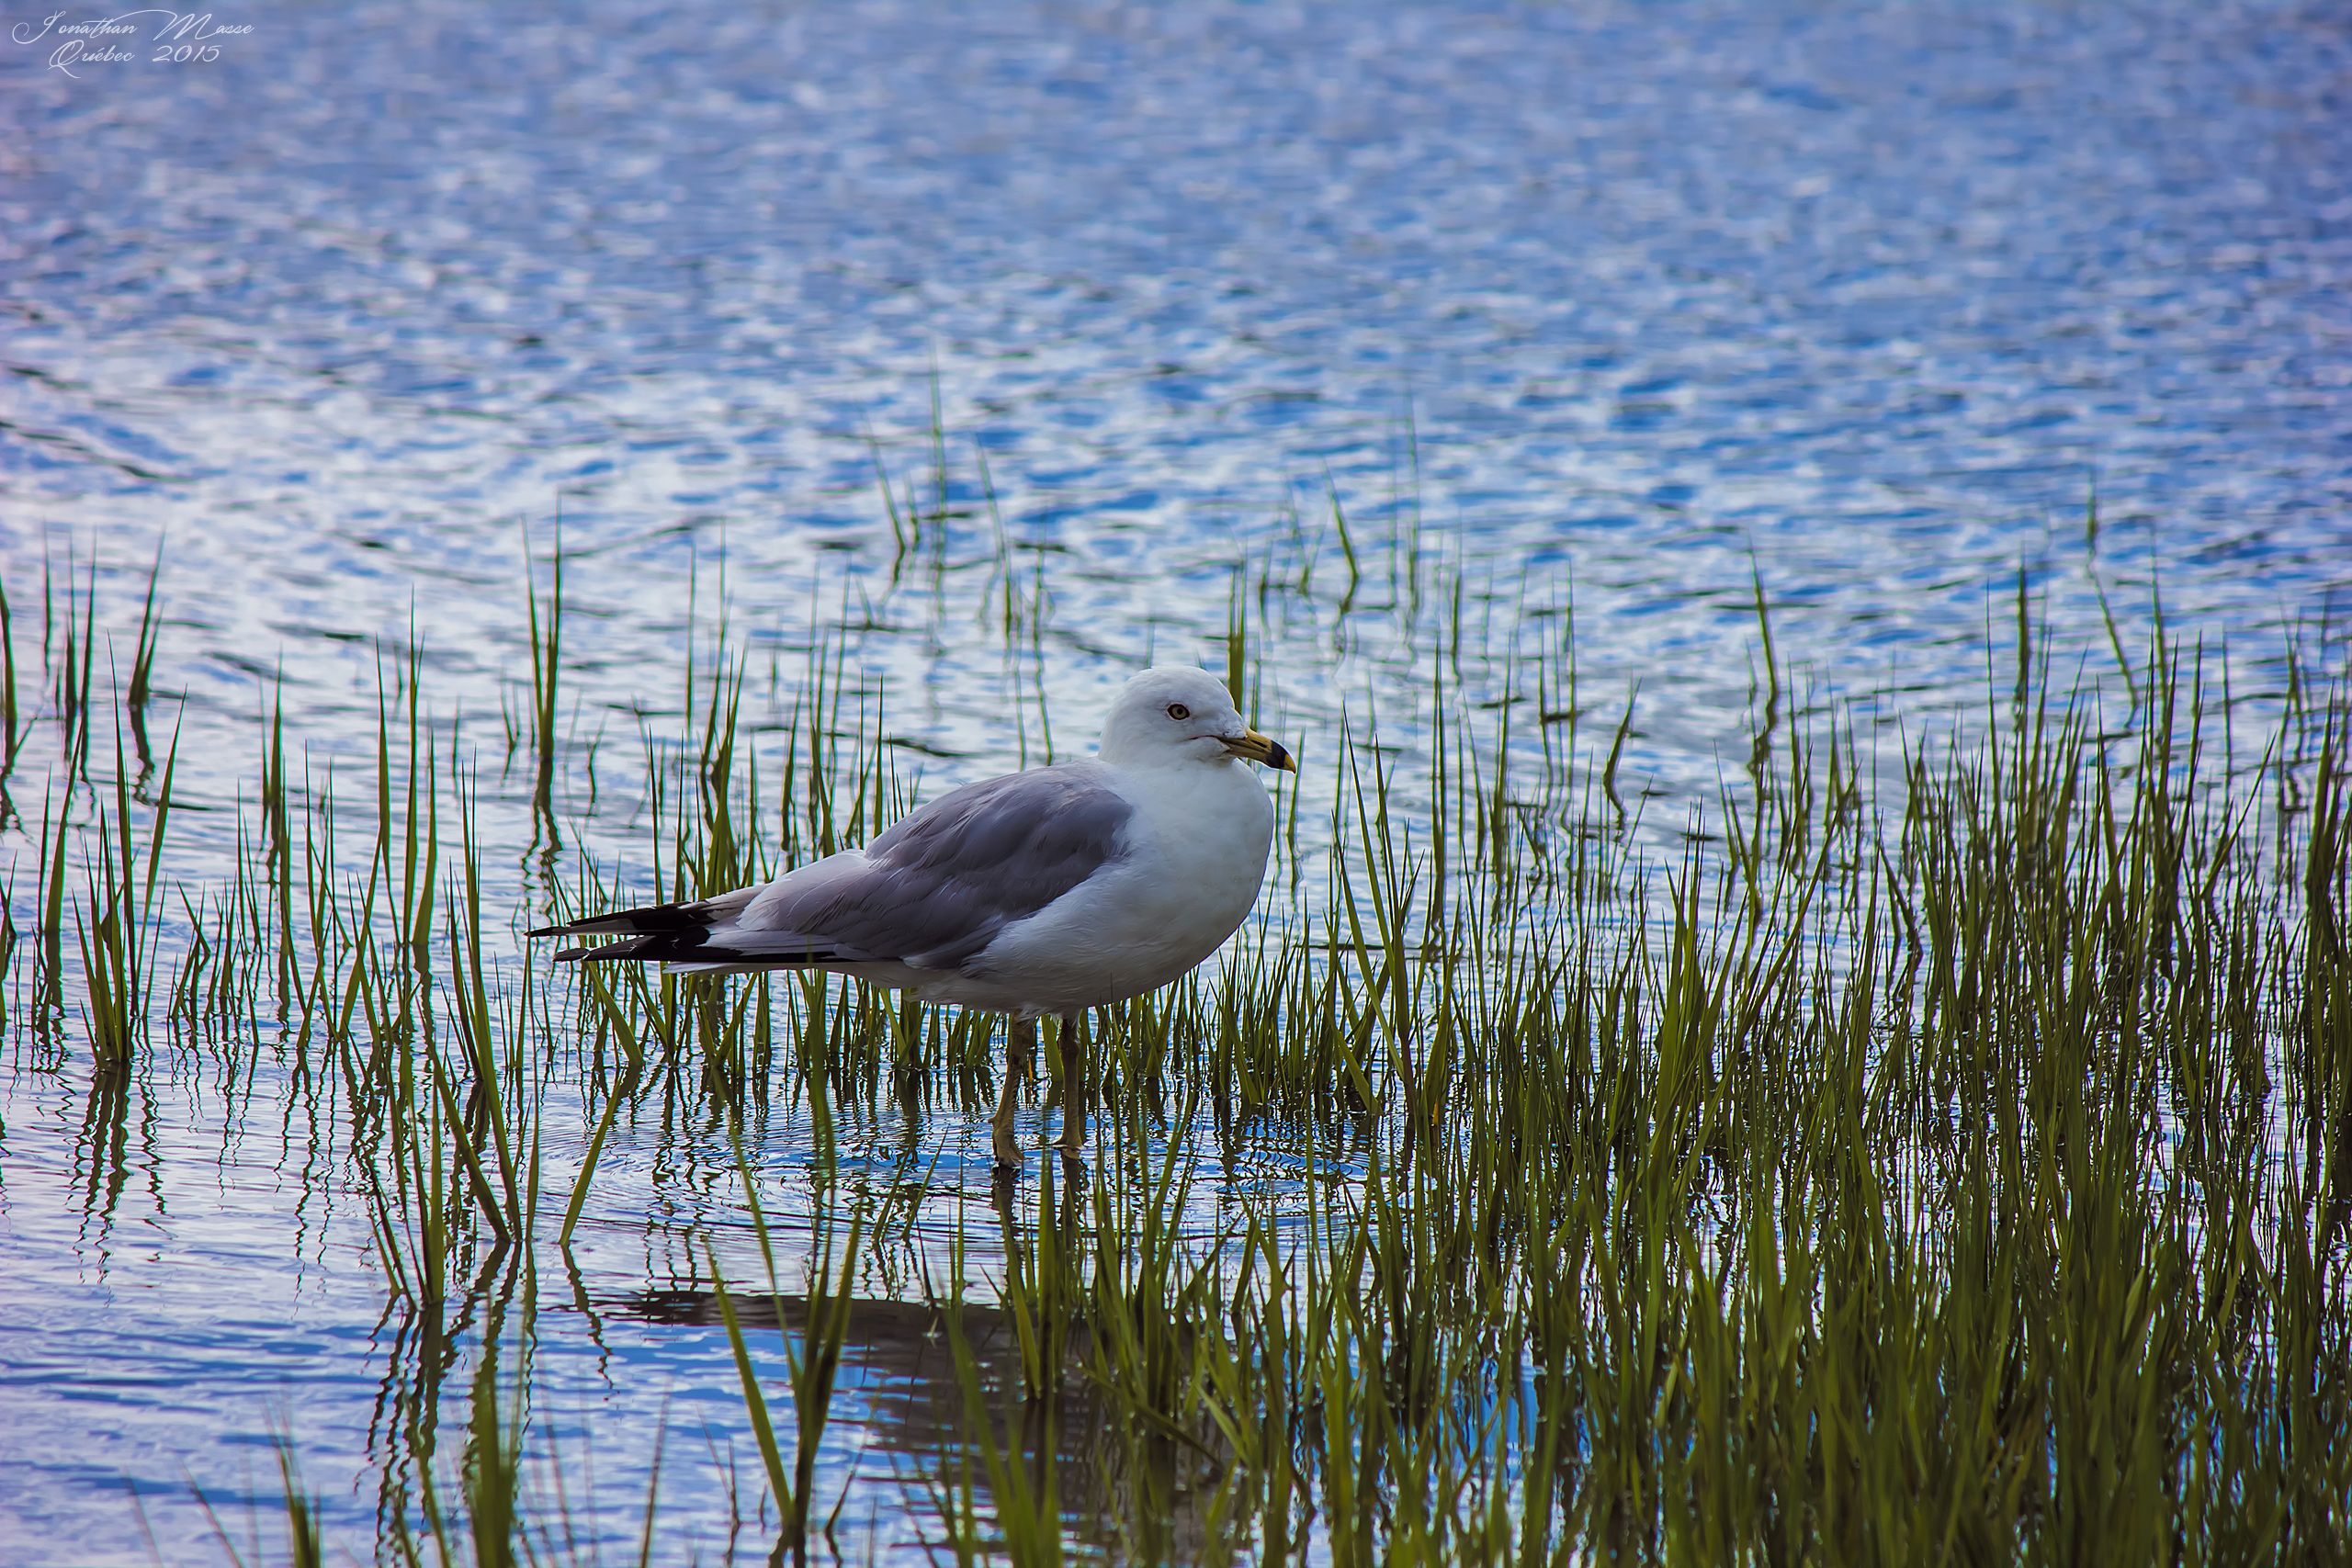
top-left (953, 757), bottom-right (1276, 1015)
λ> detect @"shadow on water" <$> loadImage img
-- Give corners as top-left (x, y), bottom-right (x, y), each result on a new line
top-left (565, 1147), bottom-right (1218, 1564)
top-left (602, 1291), bottom-right (1118, 1495)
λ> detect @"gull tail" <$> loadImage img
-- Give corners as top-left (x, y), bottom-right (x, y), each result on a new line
top-left (528, 889), bottom-right (838, 968)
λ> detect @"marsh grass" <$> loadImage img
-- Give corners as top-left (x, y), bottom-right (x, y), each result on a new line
top-left (710, 1139), bottom-right (875, 1563)
top-left (75, 705), bottom-right (176, 1070)
top-left (2, 486), bottom-right (2349, 1565)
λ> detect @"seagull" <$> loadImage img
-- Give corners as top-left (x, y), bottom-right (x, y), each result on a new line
top-left (531, 666), bottom-right (1295, 1170)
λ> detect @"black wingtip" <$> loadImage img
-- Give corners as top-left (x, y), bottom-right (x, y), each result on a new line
top-left (527, 899), bottom-right (714, 941)
top-left (550, 934), bottom-right (844, 967)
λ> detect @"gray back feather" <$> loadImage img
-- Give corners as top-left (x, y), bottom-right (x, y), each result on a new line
top-left (744, 765), bottom-right (1132, 969)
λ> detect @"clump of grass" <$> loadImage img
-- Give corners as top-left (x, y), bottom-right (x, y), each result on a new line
top-left (74, 706), bottom-right (176, 1070)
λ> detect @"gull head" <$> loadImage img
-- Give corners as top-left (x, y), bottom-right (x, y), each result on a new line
top-left (1097, 666), bottom-right (1296, 773)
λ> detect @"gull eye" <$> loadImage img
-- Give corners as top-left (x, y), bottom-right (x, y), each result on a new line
top-left (1166, 702), bottom-right (1191, 721)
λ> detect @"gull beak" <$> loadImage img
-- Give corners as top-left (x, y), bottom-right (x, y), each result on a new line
top-left (1223, 728), bottom-right (1297, 773)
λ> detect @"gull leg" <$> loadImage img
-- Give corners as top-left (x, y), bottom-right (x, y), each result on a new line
top-left (992, 1016), bottom-right (1034, 1173)
top-left (1056, 1010), bottom-right (1087, 1158)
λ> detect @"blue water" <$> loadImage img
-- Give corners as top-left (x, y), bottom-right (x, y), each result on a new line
top-left (3, 0), bottom-right (2349, 1561)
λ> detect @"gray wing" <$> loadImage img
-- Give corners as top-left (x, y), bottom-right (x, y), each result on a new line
top-left (728, 764), bottom-right (1134, 970)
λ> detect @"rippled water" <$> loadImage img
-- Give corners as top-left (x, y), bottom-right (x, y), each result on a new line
top-left (4, 0), bottom-right (2349, 1561)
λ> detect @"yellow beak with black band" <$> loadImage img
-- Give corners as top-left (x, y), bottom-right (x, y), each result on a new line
top-left (1223, 728), bottom-right (1297, 772)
